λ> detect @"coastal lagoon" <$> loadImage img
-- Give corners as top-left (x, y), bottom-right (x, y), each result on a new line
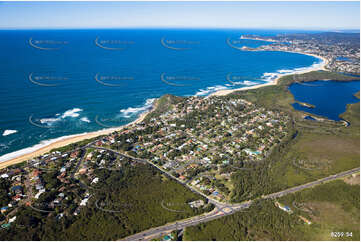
top-left (289, 80), bottom-right (360, 121)
top-left (0, 28), bottom-right (322, 159)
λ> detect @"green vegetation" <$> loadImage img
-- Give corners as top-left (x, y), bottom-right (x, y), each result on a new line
top-left (228, 72), bottom-right (359, 201)
top-left (229, 71), bottom-right (358, 112)
top-left (144, 94), bottom-right (184, 122)
top-left (0, 70), bottom-right (358, 240)
top-left (279, 71), bottom-right (359, 86)
top-left (0, 163), bottom-right (211, 240)
top-left (340, 91), bottom-right (360, 129)
top-left (109, 94), bottom-right (292, 202)
top-left (279, 180), bottom-right (360, 240)
top-left (0, 178), bottom-right (11, 208)
top-left (271, 132), bottom-right (359, 188)
top-left (183, 180), bottom-right (360, 241)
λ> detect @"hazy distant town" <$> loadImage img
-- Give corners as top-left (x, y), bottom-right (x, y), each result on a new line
top-left (241, 32), bottom-right (360, 74)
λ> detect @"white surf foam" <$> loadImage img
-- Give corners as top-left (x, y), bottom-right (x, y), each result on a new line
top-left (80, 117), bottom-right (91, 123)
top-left (243, 80), bottom-right (258, 86)
top-left (195, 85), bottom-right (229, 96)
top-left (0, 144), bottom-right (9, 152)
top-left (261, 72), bottom-right (279, 82)
top-left (260, 59), bottom-right (324, 83)
top-left (40, 118), bottom-right (58, 125)
top-left (39, 108), bottom-right (84, 125)
top-left (260, 55), bottom-right (324, 83)
top-left (2, 130), bottom-right (18, 136)
top-left (61, 108), bottom-right (83, 118)
top-left (0, 133), bottom-right (86, 162)
top-left (120, 98), bottom-right (156, 118)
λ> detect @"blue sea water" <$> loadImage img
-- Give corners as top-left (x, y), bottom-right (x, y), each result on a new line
top-left (289, 80), bottom-right (360, 121)
top-left (0, 29), bottom-right (322, 159)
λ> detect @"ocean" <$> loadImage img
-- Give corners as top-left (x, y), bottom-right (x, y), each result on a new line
top-left (0, 28), bottom-right (324, 160)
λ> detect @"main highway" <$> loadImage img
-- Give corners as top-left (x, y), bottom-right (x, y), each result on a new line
top-left (89, 146), bottom-right (359, 241)
top-left (120, 167), bottom-right (359, 241)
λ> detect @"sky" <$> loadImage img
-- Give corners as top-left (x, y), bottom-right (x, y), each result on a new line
top-left (0, 1), bottom-right (359, 30)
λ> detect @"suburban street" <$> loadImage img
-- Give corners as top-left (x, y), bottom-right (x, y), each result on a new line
top-left (57, 144), bottom-right (359, 241)
top-left (121, 167), bottom-right (360, 241)
top-left (30, 143), bottom-right (358, 241)
top-left (90, 146), bottom-right (233, 209)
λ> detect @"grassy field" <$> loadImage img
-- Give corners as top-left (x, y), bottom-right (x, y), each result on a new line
top-left (270, 131), bottom-right (360, 188)
top-left (183, 179), bottom-right (360, 241)
top-left (278, 179), bottom-right (360, 241)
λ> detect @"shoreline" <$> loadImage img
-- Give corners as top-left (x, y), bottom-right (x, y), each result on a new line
top-left (211, 51), bottom-right (328, 97)
top-left (0, 51), bottom-right (328, 169)
top-left (0, 106), bottom-right (151, 170)
top-left (240, 36), bottom-right (277, 43)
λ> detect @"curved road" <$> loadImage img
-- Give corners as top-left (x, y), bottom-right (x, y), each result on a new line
top-left (91, 146), bottom-right (233, 209)
top-left (121, 167), bottom-right (360, 241)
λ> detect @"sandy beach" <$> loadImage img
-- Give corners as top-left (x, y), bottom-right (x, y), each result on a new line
top-left (0, 106), bottom-right (151, 170)
top-left (0, 52), bottom-right (328, 169)
top-left (211, 52), bottom-right (328, 97)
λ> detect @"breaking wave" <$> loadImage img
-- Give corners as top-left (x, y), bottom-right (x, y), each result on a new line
top-left (80, 117), bottom-right (91, 123)
top-left (120, 98), bottom-right (156, 118)
top-left (195, 85), bottom-right (229, 96)
top-left (39, 108), bottom-right (84, 125)
top-left (2, 130), bottom-right (18, 136)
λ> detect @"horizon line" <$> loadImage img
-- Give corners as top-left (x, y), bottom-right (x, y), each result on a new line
top-left (0, 26), bottom-right (360, 32)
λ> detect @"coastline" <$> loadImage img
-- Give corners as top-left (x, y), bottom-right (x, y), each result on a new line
top-left (0, 106), bottom-right (151, 169)
top-left (0, 52), bottom-right (328, 169)
top-left (211, 51), bottom-right (328, 97)
top-left (240, 36), bottom-right (277, 43)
